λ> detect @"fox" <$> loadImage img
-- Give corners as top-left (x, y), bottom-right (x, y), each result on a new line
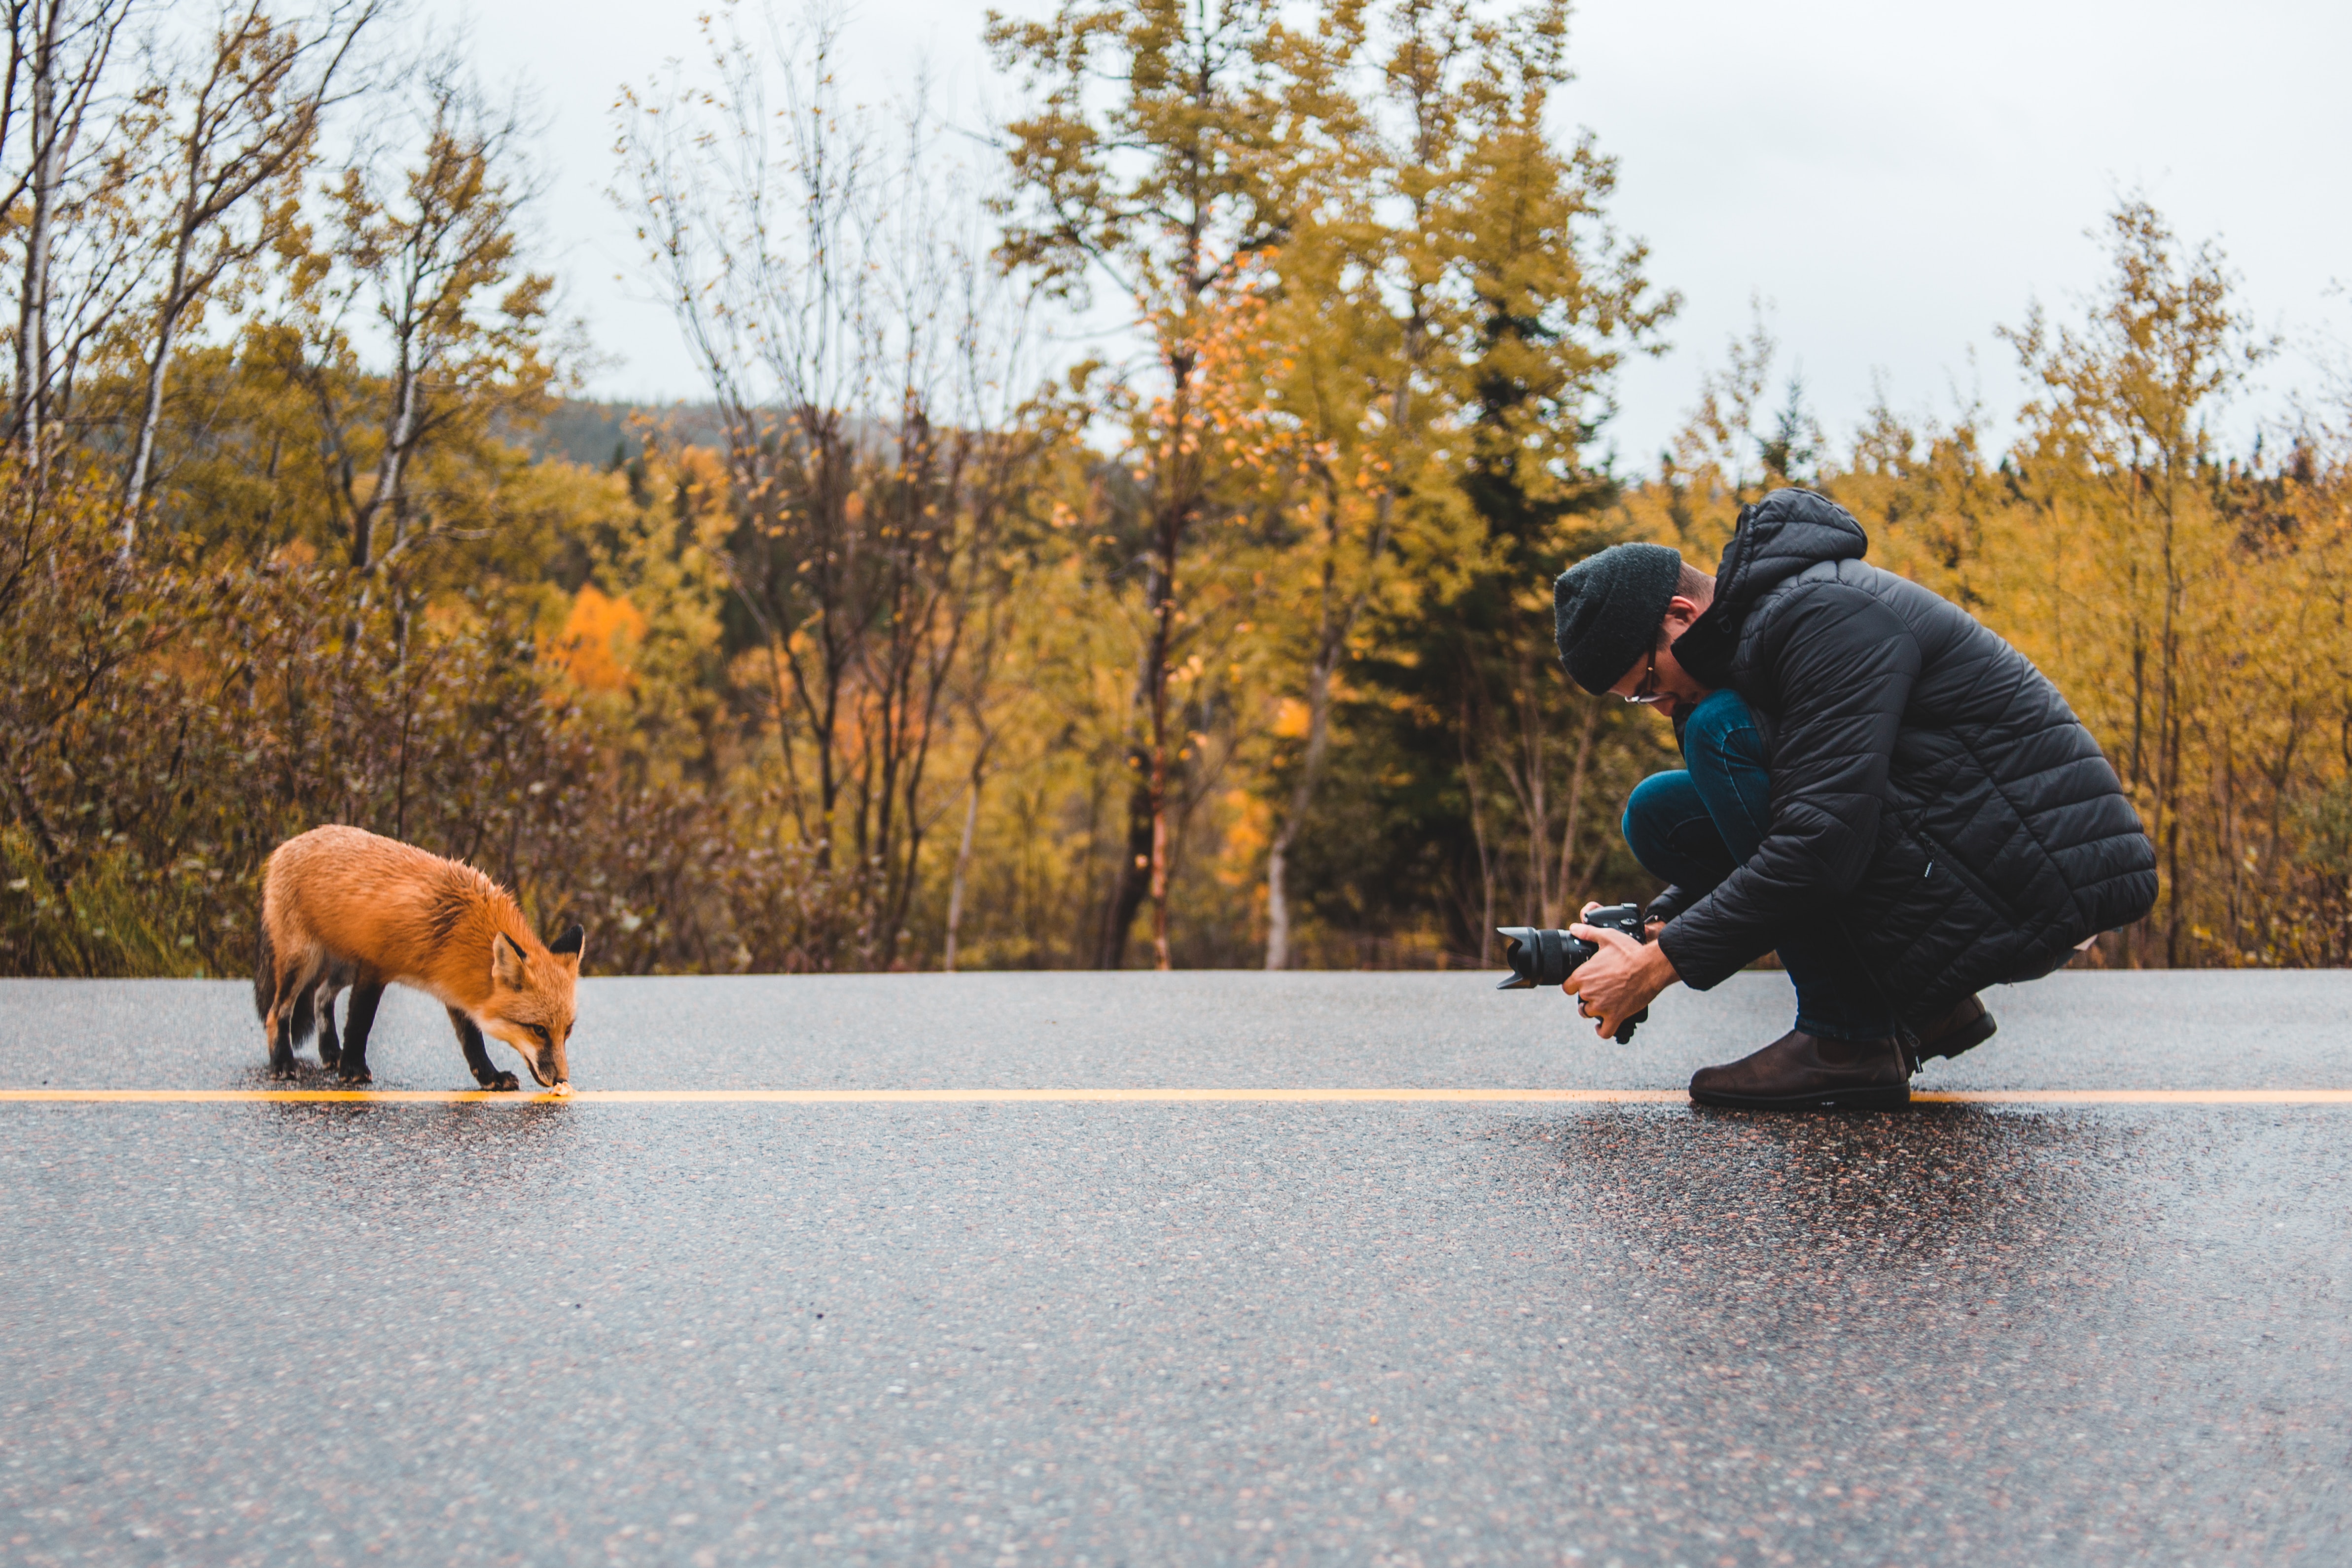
top-left (254, 825), bottom-right (583, 1092)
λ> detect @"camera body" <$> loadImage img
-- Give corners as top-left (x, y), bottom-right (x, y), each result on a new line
top-left (1496, 902), bottom-right (1651, 1043)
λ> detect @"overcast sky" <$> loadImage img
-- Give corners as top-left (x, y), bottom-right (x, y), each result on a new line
top-left (458, 0), bottom-right (2352, 467)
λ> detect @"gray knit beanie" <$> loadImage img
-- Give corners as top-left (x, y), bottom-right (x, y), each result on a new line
top-left (1552, 542), bottom-right (1683, 695)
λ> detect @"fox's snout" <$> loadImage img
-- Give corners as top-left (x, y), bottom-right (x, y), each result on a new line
top-left (486, 1025), bottom-right (566, 1088)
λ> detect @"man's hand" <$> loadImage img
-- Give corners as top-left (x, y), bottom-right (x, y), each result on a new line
top-left (1563, 923), bottom-right (1678, 1041)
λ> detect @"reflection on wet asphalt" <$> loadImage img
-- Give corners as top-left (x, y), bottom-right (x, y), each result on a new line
top-left (1, 974), bottom-right (2347, 1566)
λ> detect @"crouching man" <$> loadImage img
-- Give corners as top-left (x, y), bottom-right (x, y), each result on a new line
top-left (1551, 488), bottom-right (2156, 1109)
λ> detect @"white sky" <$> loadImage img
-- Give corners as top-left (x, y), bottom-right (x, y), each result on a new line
top-left (458, 0), bottom-right (2352, 467)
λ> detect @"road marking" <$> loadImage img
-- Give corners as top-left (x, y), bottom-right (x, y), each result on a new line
top-left (1910, 1089), bottom-right (2352, 1105)
top-left (0, 1087), bottom-right (2348, 1105)
top-left (0, 1087), bottom-right (1686, 1104)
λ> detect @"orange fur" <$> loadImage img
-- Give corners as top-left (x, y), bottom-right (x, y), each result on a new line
top-left (258, 825), bottom-right (580, 1088)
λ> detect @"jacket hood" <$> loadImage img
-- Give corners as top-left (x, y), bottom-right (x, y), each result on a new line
top-left (1670, 488), bottom-right (1868, 686)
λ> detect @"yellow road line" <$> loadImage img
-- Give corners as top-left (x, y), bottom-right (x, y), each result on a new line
top-left (0, 1087), bottom-right (1687, 1105)
top-left (1911, 1089), bottom-right (2352, 1105)
top-left (0, 1087), bottom-right (2348, 1105)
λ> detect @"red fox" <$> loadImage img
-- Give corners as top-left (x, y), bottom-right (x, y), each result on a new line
top-left (254, 825), bottom-right (583, 1092)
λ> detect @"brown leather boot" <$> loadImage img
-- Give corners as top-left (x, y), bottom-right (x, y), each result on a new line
top-left (1688, 1029), bottom-right (1912, 1110)
top-left (1904, 994), bottom-right (1997, 1071)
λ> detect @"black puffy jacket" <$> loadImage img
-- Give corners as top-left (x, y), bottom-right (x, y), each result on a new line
top-left (1649, 488), bottom-right (2157, 1023)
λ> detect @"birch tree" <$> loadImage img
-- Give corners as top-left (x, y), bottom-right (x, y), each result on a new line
top-left (289, 63), bottom-right (549, 573)
top-left (116, 0), bottom-right (373, 555)
top-left (2, 0), bottom-right (140, 461)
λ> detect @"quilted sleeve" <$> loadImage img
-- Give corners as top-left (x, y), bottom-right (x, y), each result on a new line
top-left (1657, 585), bottom-right (1921, 991)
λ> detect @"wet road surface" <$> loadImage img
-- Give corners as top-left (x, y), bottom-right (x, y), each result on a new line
top-left (2, 971), bottom-right (2348, 1565)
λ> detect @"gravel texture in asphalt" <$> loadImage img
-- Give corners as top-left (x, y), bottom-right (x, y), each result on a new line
top-left (2, 971), bottom-right (2347, 1566)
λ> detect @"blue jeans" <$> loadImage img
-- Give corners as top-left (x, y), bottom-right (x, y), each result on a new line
top-left (1620, 690), bottom-right (1895, 1041)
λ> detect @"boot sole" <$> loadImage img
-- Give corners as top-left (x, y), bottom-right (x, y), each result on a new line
top-left (1688, 1082), bottom-right (1913, 1112)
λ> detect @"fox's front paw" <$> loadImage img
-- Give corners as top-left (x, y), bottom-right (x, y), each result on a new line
top-left (478, 1070), bottom-right (520, 1092)
top-left (336, 1066), bottom-right (373, 1086)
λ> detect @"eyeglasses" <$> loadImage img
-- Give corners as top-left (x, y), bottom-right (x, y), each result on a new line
top-left (1623, 644), bottom-right (1667, 705)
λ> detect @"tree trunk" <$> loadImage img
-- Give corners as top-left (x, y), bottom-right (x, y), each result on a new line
top-left (1461, 703), bottom-right (1495, 967)
top-left (1547, 697), bottom-right (1601, 925)
top-left (1264, 833), bottom-right (1292, 971)
top-left (120, 70), bottom-right (214, 556)
top-left (942, 747), bottom-right (985, 972)
top-left (1098, 756), bottom-right (1153, 968)
top-left (1517, 658), bottom-right (1548, 926)
top-left (14, 33), bottom-right (56, 457)
top-left (1260, 333), bottom-right (1408, 968)
top-left (1145, 504), bottom-right (1180, 970)
top-left (1098, 544), bottom-right (1166, 971)
top-left (354, 345), bottom-right (426, 571)
top-left (1147, 727), bottom-right (1172, 969)
top-left (120, 280), bottom-right (188, 556)
top-left (1264, 641), bottom-right (1339, 970)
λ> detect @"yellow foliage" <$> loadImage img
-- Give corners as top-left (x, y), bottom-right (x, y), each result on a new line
top-left (1215, 787), bottom-right (1273, 891)
top-left (550, 585), bottom-right (648, 694)
top-left (423, 596), bottom-right (481, 637)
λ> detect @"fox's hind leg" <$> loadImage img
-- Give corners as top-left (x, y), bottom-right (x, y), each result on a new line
top-left (260, 951), bottom-right (295, 1077)
top-left (448, 1006), bottom-right (519, 1091)
top-left (314, 974), bottom-right (344, 1070)
top-left (268, 1007), bottom-right (298, 1078)
top-left (258, 913), bottom-right (328, 1078)
top-left (263, 951), bottom-right (317, 1080)
top-left (335, 978), bottom-right (385, 1085)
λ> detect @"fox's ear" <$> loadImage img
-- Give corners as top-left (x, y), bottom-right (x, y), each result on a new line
top-left (492, 931), bottom-right (529, 988)
top-left (549, 923), bottom-right (584, 967)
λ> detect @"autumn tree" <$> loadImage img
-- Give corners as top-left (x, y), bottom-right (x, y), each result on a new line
top-left (284, 62), bottom-right (553, 577)
top-left (623, 3), bottom-right (1058, 965)
top-left (988, 0), bottom-right (1326, 968)
top-left (117, 0), bottom-right (375, 553)
top-left (1297, 0), bottom-right (1672, 961)
top-left (3, 0), bottom-right (142, 461)
top-left (1999, 201), bottom-right (2268, 963)
top-left (1729, 200), bottom-right (2350, 969)
top-left (1241, 2), bottom-right (1404, 970)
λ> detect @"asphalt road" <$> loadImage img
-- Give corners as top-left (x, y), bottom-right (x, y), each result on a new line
top-left (2, 970), bottom-right (2348, 1566)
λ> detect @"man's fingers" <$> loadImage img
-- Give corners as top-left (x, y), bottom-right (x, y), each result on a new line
top-left (1567, 979), bottom-right (1615, 1033)
top-left (1571, 923), bottom-right (1638, 952)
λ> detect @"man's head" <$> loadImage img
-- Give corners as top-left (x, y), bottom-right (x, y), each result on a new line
top-left (1552, 544), bottom-right (1716, 713)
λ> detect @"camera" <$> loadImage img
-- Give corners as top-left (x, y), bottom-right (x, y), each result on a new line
top-left (1496, 902), bottom-right (1651, 1043)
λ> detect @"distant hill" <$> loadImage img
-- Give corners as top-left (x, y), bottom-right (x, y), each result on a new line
top-left (519, 400), bottom-right (941, 470)
top-left (521, 400), bottom-right (729, 468)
